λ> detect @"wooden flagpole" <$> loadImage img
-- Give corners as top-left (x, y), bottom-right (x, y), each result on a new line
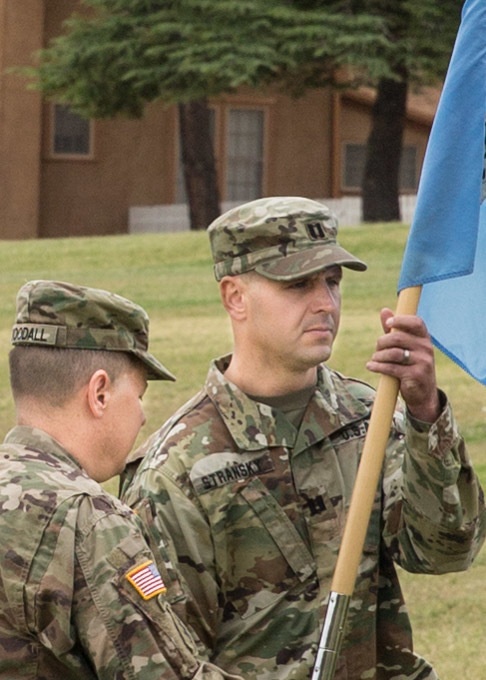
top-left (312, 285), bottom-right (422, 680)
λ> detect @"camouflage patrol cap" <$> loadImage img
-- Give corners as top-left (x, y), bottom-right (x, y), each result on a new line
top-left (208, 196), bottom-right (367, 281)
top-left (11, 280), bottom-right (176, 381)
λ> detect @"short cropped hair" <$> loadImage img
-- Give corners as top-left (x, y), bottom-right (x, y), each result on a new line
top-left (9, 346), bottom-right (141, 407)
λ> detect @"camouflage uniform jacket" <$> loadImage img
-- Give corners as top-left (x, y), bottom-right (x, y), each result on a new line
top-left (0, 425), bottom-right (238, 680)
top-left (122, 356), bottom-right (486, 680)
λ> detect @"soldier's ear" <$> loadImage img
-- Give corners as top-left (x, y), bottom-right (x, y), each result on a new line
top-left (219, 275), bottom-right (248, 321)
top-left (87, 369), bottom-right (112, 418)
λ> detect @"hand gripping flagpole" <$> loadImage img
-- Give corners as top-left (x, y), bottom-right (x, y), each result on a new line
top-left (312, 285), bottom-right (422, 680)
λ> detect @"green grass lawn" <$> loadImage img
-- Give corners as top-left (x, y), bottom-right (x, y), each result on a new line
top-left (1, 223), bottom-right (486, 677)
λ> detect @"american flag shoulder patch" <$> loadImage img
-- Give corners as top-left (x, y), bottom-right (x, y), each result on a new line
top-left (126, 560), bottom-right (167, 600)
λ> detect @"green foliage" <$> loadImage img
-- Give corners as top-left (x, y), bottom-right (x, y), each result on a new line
top-left (23, 0), bottom-right (462, 120)
top-left (29, 0), bottom-right (392, 117)
top-left (401, 0), bottom-right (462, 82)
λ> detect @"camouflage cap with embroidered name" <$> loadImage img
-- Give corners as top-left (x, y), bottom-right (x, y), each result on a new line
top-left (208, 196), bottom-right (367, 281)
top-left (11, 280), bottom-right (176, 381)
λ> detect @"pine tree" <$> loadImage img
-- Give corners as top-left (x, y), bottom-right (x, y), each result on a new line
top-left (27, 0), bottom-right (461, 226)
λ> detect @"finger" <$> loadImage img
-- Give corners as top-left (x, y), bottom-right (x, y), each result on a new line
top-left (385, 314), bottom-right (430, 338)
top-left (380, 307), bottom-right (394, 332)
top-left (370, 347), bottom-right (413, 365)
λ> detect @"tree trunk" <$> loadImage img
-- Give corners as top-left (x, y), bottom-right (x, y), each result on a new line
top-left (178, 100), bottom-right (221, 230)
top-left (361, 77), bottom-right (408, 222)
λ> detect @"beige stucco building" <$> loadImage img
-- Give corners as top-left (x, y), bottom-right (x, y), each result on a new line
top-left (0, 0), bottom-right (438, 239)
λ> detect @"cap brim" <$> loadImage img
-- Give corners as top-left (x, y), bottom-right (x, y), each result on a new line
top-left (133, 350), bottom-right (176, 381)
top-left (255, 244), bottom-right (367, 281)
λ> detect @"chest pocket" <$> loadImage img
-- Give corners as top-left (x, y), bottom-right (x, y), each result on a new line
top-left (213, 477), bottom-right (316, 619)
top-left (292, 427), bottom-right (378, 584)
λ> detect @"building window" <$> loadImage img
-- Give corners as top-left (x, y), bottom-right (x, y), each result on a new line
top-left (399, 146), bottom-right (418, 191)
top-left (342, 143), bottom-right (417, 192)
top-left (176, 105), bottom-right (265, 203)
top-left (51, 104), bottom-right (93, 157)
top-left (342, 144), bottom-right (365, 190)
top-left (225, 109), bottom-right (264, 201)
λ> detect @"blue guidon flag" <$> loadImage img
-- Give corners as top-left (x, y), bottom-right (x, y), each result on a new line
top-left (126, 560), bottom-right (167, 600)
top-left (398, 0), bottom-right (486, 384)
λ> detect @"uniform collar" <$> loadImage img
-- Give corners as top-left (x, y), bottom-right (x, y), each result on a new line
top-left (207, 355), bottom-right (371, 453)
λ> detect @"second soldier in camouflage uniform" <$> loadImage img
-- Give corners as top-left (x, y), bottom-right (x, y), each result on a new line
top-left (122, 197), bottom-right (486, 679)
top-left (0, 280), bottom-right (241, 680)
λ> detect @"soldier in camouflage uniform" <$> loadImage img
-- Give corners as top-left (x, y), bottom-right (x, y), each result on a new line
top-left (0, 280), bottom-right (241, 680)
top-left (121, 197), bottom-right (486, 679)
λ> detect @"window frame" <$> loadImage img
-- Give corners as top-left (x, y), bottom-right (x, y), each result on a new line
top-left (223, 105), bottom-right (266, 202)
top-left (175, 97), bottom-right (271, 203)
top-left (341, 142), bottom-right (418, 193)
top-left (48, 103), bottom-right (95, 161)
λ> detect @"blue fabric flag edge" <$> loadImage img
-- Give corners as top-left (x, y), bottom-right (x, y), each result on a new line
top-left (398, 0), bottom-right (486, 291)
